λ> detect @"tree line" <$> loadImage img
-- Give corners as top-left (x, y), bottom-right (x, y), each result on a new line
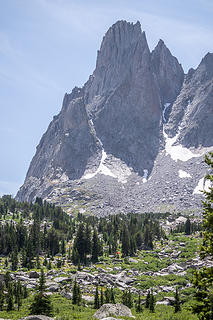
top-left (0, 196), bottom-right (166, 269)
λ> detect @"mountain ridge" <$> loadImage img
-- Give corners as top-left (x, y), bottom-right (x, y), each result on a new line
top-left (16, 20), bottom-right (213, 215)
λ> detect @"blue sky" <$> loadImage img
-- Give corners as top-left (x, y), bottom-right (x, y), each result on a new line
top-left (0, 0), bottom-right (212, 196)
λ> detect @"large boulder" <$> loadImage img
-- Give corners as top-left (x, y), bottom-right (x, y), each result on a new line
top-left (102, 318), bottom-right (123, 320)
top-left (29, 271), bottom-right (40, 279)
top-left (20, 316), bottom-right (54, 320)
top-left (61, 289), bottom-right (72, 300)
top-left (94, 303), bottom-right (134, 319)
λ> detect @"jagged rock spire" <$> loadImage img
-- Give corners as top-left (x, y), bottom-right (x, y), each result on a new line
top-left (151, 39), bottom-right (184, 105)
top-left (85, 20), bottom-right (150, 102)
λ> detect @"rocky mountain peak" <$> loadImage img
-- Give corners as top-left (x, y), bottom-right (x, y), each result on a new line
top-left (155, 39), bottom-right (165, 48)
top-left (151, 39), bottom-right (184, 105)
top-left (85, 20), bottom-right (150, 103)
top-left (98, 20), bottom-right (143, 58)
top-left (101, 20), bottom-right (142, 48)
top-left (62, 87), bottom-right (83, 112)
top-left (200, 52), bottom-right (213, 65)
top-left (196, 52), bottom-right (213, 81)
top-left (16, 21), bottom-right (213, 215)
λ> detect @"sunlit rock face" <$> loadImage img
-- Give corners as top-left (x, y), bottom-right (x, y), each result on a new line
top-left (16, 21), bottom-right (213, 215)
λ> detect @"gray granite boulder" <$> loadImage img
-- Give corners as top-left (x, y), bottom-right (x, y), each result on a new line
top-left (20, 317), bottom-right (54, 320)
top-left (94, 303), bottom-right (134, 319)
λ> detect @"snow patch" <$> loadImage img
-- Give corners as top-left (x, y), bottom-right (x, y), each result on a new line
top-left (89, 119), bottom-right (94, 126)
top-left (163, 129), bottom-right (207, 162)
top-left (193, 177), bottom-right (211, 195)
top-left (178, 170), bottom-right (192, 178)
top-left (84, 149), bottom-right (116, 180)
top-left (84, 122), bottom-right (116, 180)
top-left (83, 121), bottom-right (132, 183)
top-left (142, 169), bottom-right (148, 183)
top-left (162, 103), bottom-right (170, 123)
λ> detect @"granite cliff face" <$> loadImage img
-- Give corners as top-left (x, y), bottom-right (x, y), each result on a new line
top-left (151, 39), bottom-right (184, 106)
top-left (85, 21), bottom-right (161, 175)
top-left (16, 21), bottom-right (213, 214)
top-left (165, 52), bottom-right (213, 148)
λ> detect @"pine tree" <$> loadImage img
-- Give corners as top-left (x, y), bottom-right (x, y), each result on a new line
top-left (7, 282), bottom-right (13, 311)
top-left (47, 260), bottom-right (52, 270)
top-left (4, 271), bottom-right (11, 288)
top-left (23, 286), bottom-right (28, 299)
top-left (92, 229), bottom-right (99, 263)
top-left (145, 290), bottom-right (150, 308)
top-left (193, 153), bottom-right (213, 320)
top-left (105, 287), bottom-right (111, 303)
top-left (29, 269), bottom-right (52, 315)
top-left (85, 223), bottom-right (92, 256)
top-left (121, 225), bottom-right (130, 257)
top-left (74, 223), bottom-right (86, 263)
top-left (43, 256), bottom-right (47, 266)
top-left (110, 287), bottom-right (115, 304)
top-left (94, 286), bottom-right (100, 309)
top-left (38, 269), bottom-right (46, 292)
top-left (21, 249), bottom-right (27, 268)
top-left (36, 255), bottom-right (40, 269)
top-left (77, 282), bottom-right (81, 306)
top-left (16, 281), bottom-right (22, 311)
top-left (112, 233), bottom-right (117, 254)
top-left (30, 292), bottom-right (52, 315)
top-left (135, 231), bottom-right (143, 249)
top-left (4, 258), bottom-right (8, 268)
top-left (100, 287), bottom-right (104, 306)
top-left (122, 289), bottom-right (132, 308)
top-left (25, 240), bottom-right (34, 269)
top-left (174, 287), bottom-right (181, 313)
top-left (135, 295), bottom-right (142, 313)
top-left (72, 248), bottom-right (80, 265)
top-left (61, 239), bottom-right (66, 255)
top-left (11, 248), bottom-right (18, 271)
top-left (185, 217), bottom-right (191, 235)
top-left (149, 290), bottom-right (155, 313)
top-left (130, 237), bottom-right (136, 255)
top-left (68, 246), bottom-right (71, 261)
top-left (0, 282), bottom-right (4, 311)
top-left (122, 290), bottom-right (128, 306)
top-left (127, 289), bottom-right (133, 308)
top-left (72, 279), bottom-right (78, 305)
top-left (143, 225), bottom-right (153, 250)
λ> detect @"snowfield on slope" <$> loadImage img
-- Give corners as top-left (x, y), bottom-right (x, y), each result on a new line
top-left (163, 129), bottom-right (210, 162)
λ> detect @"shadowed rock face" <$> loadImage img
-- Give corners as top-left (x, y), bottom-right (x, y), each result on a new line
top-left (151, 39), bottom-right (184, 105)
top-left (166, 52), bottom-right (213, 148)
top-left (16, 21), bottom-right (213, 213)
top-left (25, 90), bottom-right (100, 181)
